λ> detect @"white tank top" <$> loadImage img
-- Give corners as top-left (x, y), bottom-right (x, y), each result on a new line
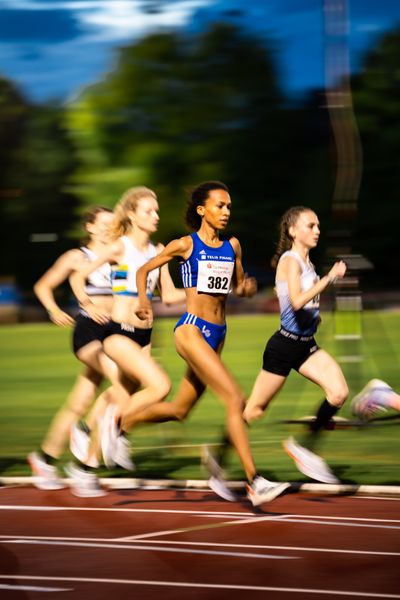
top-left (276, 250), bottom-right (320, 336)
top-left (111, 236), bottom-right (159, 297)
top-left (81, 247), bottom-right (112, 296)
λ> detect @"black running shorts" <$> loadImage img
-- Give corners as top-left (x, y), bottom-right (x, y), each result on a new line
top-left (105, 320), bottom-right (152, 348)
top-left (262, 329), bottom-right (319, 377)
top-left (72, 313), bottom-right (109, 355)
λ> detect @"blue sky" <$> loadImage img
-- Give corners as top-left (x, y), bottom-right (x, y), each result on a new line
top-left (0, 0), bottom-right (399, 103)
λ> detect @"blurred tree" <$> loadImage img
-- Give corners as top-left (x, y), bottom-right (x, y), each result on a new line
top-left (0, 77), bottom-right (28, 288)
top-left (0, 86), bottom-right (79, 294)
top-left (66, 24), bottom-right (306, 279)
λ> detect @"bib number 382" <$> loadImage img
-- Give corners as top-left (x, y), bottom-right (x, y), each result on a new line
top-left (197, 259), bottom-right (234, 294)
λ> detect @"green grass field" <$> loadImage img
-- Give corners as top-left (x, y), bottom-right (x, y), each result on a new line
top-left (0, 311), bottom-right (399, 484)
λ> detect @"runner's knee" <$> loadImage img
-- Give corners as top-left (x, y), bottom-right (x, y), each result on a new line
top-left (173, 405), bottom-right (191, 422)
top-left (243, 404), bottom-right (263, 423)
top-left (328, 383), bottom-right (349, 408)
top-left (150, 376), bottom-right (172, 403)
top-left (226, 394), bottom-right (246, 416)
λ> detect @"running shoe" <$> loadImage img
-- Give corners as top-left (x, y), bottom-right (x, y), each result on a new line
top-left (283, 436), bottom-right (339, 484)
top-left (64, 462), bottom-right (105, 498)
top-left (28, 452), bottom-right (65, 491)
top-left (246, 476), bottom-right (290, 507)
top-left (351, 378), bottom-right (393, 420)
top-left (113, 435), bottom-right (135, 471)
top-left (100, 404), bottom-right (119, 468)
top-left (208, 476), bottom-right (237, 502)
top-left (70, 422), bottom-right (90, 464)
top-left (201, 444), bottom-right (224, 478)
top-left (202, 445), bottom-right (236, 501)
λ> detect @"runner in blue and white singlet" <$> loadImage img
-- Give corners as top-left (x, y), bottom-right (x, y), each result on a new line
top-left (180, 231), bottom-right (235, 294)
top-left (174, 231), bottom-right (236, 349)
top-left (134, 182), bottom-right (290, 507)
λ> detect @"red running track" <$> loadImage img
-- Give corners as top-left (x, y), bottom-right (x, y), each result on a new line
top-left (0, 485), bottom-right (399, 599)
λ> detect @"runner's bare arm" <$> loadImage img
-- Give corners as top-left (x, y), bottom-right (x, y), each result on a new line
top-left (229, 237), bottom-right (257, 297)
top-left (69, 240), bottom-right (122, 324)
top-left (34, 249), bottom-right (84, 326)
top-left (136, 237), bottom-right (190, 319)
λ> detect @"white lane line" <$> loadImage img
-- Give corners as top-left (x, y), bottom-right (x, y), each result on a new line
top-left (0, 575), bottom-right (399, 598)
top-left (351, 496), bottom-right (400, 502)
top-left (3, 539), bottom-right (297, 560)
top-left (2, 505), bottom-right (400, 524)
top-left (284, 517), bottom-right (400, 531)
top-left (0, 583), bottom-right (71, 592)
top-left (287, 515), bottom-right (400, 524)
top-left (0, 506), bottom-right (66, 511)
top-left (0, 505), bottom-right (254, 517)
top-left (2, 535), bottom-right (398, 557)
top-left (120, 514), bottom-right (294, 541)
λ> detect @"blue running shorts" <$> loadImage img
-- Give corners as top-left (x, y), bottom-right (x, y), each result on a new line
top-left (174, 312), bottom-right (226, 350)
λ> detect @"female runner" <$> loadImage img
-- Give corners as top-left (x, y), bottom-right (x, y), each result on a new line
top-left (71, 186), bottom-right (185, 469)
top-left (243, 205), bottom-right (348, 483)
top-left (29, 206), bottom-right (118, 496)
top-left (129, 181), bottom-right (290, 506)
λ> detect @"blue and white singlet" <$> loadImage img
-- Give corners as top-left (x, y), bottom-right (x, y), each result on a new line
top-left (276, 250), bottom-right (320, 336)
top-left (111, 235), bottom-right (160, 298)
top-left (179, 232), bottom-right (235, 294)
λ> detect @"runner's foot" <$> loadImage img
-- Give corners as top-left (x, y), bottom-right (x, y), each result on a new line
top-left (64, 462), bottom-right (105, 498)
top-left (246, 476), bottom-right (290, 507)
top-left (351, 379), bottom-right (393, 420)
top-left (28, 452), bottom-right (64, 491)
top-left (283, 436), bottom-right (339, 484)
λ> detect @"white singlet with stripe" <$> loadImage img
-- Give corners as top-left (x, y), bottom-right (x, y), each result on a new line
top-left (80, 247), bottom-right (112, 296)
top-left (111, 236), bottom-right (159, 297)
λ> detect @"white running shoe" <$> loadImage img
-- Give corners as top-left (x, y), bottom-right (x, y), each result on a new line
top-left (201, 445), bottom-right (237, 501)
top-left (246, 476), bottom-right (290, 507)
top-left (28, 452), bottom-right (65, 491)
top-left (351, 378), bottom-right (393, 420)
top-left (208, 476), bottom-right (237, 502)
top-left (100, 404), bottom-right (119, 468)
top-left (70, 422), bottom-right (90, 464)
top-left (201, 444), bottom-right (224, 478)
top-left (283, 436), bottom-right (339, 484)
top-left (64, 462), bottom-right (105, 498)
top-left (113, 435), bottom-right (135, 471)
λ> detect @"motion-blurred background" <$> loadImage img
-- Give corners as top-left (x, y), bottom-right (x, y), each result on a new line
top-left (0, 1), bottom-right (399, 483)
top-left (1, 0), bottom-right (400, 306)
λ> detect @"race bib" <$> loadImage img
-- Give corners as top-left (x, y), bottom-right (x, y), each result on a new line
top-left (197, 259), bottom-right (234, 294)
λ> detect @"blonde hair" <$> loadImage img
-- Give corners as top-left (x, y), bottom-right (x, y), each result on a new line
top-left (112, 186), bottom-right (157, 238)
top-left (271, 205), bottom-right (313, 268)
